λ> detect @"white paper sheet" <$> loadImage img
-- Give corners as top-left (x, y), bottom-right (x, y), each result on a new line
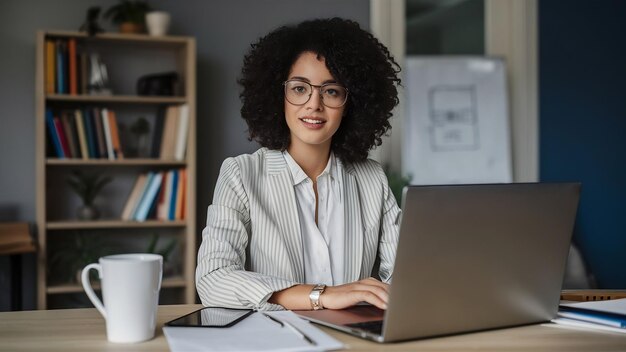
top-left (163, 311), bottom-right (344, 352)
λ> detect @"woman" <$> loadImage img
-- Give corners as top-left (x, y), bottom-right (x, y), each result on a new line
top-left (196, 18), bottom-right (401, 311)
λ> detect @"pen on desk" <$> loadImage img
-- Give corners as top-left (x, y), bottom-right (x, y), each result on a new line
top-left (261, 313), bottom-right (316, 346)
top-left (261, 312), bottom-right (283, 327)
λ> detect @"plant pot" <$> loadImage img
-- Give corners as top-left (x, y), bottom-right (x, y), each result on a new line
top-left (77, 205), bottom-right (100, 220)
top-left (119, 22), bottom-right (144, 34)
top-left (146, 11), bottom-right (171, 36)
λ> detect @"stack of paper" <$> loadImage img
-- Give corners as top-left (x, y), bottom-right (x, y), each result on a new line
top-left (163, 310), bottom-right (344, 352)
top-left (552, 298), bottom-right (626, 334)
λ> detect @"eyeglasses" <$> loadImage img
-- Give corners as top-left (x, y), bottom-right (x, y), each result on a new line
top-left (283, 80), bottom-right (349, 108)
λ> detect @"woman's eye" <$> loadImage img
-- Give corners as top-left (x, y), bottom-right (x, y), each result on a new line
top-left (324, 89), bottom-right (338, 96)
top-left (292, 86), bottom-right (307, 94)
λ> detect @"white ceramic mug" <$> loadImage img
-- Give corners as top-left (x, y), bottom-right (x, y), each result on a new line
top-left (146, 11), bottom-right (171, 36)
top-left (81, 253), bottom-right (163, 343)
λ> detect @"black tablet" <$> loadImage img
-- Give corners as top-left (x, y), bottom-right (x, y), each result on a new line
top-left (165, 307), bottom-right (254, 328)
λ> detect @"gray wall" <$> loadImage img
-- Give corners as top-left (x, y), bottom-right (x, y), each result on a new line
top-left (0, 0), bottom-right (369, 310)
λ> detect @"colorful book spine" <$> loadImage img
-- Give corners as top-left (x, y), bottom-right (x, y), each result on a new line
top-left (53, 116), bottom-right (71, 158)
top-left (175, 168), bottom-right (185, 220)
top-left (101, 108), bottom-right (115, 160)
top-left (55, 40), bottom-right (64, 94)
top-left (121, 174), bottom-right (148, 220)
top-left (93, 108), bottom-right (107, 159)
top-left (45, 40), bottom-right (55, 94)
top-left (45, 109), bottom-right (63, 158)
top-left (74, 109), bottom-right (89, 159)
top-left (132, 172), bottom-right (155, 220)
top-left (159, 106), bottom-right (178, 159)
top-left (168, 169), bottom-right (179, 220)
top-left (61, 112), bottom-right (78, 158)
top-left (82, 108), bottom-right (96, 158)
top-left (135, 172), bottom-right (163, 221)
top-left (68, 38), bottom-right (77, 95)
top-left (108, 110), bottom-right (124, 159)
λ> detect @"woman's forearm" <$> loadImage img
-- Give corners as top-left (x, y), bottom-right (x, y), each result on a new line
top-left (268, 284), bottom-right (315, 310)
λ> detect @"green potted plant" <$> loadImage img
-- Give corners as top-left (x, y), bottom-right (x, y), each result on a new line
top-left (66, 170), bottom-right (112, 220)
top-left (384, 166), bottom-right (412, 205)
top-left (49, 232), bottom-right (115, 284)
top-left (104, 0), bottom-right (152, 34)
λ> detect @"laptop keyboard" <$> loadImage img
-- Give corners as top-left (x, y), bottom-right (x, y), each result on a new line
top-left (346, 320), bottom-right (383, 335)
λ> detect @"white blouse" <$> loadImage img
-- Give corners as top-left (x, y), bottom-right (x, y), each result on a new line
top-left (283, 151), bottom-right (345, 285)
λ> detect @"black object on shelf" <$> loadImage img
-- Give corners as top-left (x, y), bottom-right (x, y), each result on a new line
top-left (137, 72), bottom-right (178, 96)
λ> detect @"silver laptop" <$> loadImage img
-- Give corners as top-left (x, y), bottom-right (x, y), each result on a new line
top-left (296, 183), bottom-right (580, 342)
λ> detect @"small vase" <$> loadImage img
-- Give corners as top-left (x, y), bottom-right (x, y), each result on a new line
top-left (77, 205), bottom-right (100, 220)
top-left (146, 11), bottom-right (171, 36)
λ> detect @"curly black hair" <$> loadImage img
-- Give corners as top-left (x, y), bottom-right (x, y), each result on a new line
top-left (238, 17), bottom-right (401, 164)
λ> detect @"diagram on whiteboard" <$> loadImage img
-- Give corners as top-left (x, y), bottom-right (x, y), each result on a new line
top-left (404, 57), bottom-right (512, 185)
top-left (429, 85), bottom-right (479, 151)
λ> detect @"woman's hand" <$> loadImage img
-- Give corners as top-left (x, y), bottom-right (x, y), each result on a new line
top-left (321, 277), bottom-right (389, 310)
top-left (268, 277), bottom-right (389, 310)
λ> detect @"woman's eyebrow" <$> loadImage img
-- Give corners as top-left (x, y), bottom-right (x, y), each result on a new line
top-left (289, 76), bottom-right (337, 84)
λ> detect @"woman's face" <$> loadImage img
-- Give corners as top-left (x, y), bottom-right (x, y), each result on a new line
top-left (284, 51), bottom-right (345, 152)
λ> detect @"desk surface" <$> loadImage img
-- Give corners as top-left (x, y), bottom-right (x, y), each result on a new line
top-left (1, 304), bottom-right (625, 351)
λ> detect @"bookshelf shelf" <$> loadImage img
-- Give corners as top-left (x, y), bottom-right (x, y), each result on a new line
top-left (46, 158), bottom-right (187, 167)
top-left (45, 30), bottom-right (190, 45)
top-left (47, 220), bottom-right (186, 230)
top-left (36, 30), bottom-right (197, 309)
top-left (46, 94), bottom-right (187, 104)
top-left (47, 276), bottom-right (186, 294)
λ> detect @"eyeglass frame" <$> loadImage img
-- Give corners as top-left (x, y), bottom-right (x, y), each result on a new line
top-left (283, 79), bottom-right (349, 108)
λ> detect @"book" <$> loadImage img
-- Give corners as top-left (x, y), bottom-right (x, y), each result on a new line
top-left (168, 169), bottom-right (179, 220)
top-left (151, 107), bottom-right (166, 158)
top-left (175, 168), bottom-right (186, 220)
top-left (108, 110), bottom-right (124, 159)
top-left (180, 168), bottom-right (187, 220)
top-left (135, 172), bottom-right (163, 221)
top-left (147, 171), bottom-right (166, 220)
top-left (45, 109), bottom-right (63, 158)
top-left (80, 52), bottom-right (88, 94)
top-left (45, 40), bottom-right (55, 94)
top-left (131, 172), bottom-right (155, 220)
top-left (68, 38), bottom-right (77, 95)
top-left (53, 115), bottom-right (71, 158)
top-left (121, 174), bottom-right (148, 220)
top-left (55, 40), bottom-right (64, 94)
top-left (93, 108), bottom-right (107, 159)
top-left (74, 109), bottom-right (89, 159)
top-left (157, 171), bottom-right (171, 220)
top-left (61, 111), bottom-right (78, 158)
top-left (559, 298), bottom-right (626, 328)
top-left (159, 106), bottom-right (178, 159)
top-left (82, 108), bottom-right (96, 158)
top-left (174, 104), bottom-right (190, 161)
top-left (101, 108), bottom-right (115, 160)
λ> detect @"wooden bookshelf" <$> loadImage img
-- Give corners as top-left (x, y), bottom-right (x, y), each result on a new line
top-left (46, 158), bottom-right (187, 167)
top-left (47, 276), bottom-right (186, 294)
top-left (35, 30), bottom-right (197, 309)
top-left (46, 94), bottom-right (187, 104)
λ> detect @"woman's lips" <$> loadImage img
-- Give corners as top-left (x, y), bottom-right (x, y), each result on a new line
top-left (299, 117), bottom-right (326, 130)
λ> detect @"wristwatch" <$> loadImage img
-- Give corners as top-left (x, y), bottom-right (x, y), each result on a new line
top-left (309, 284), bottom-right (326, 310)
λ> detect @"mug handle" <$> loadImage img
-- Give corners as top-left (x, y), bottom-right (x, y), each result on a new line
top-left (81, 263), bottom-right (107, 319)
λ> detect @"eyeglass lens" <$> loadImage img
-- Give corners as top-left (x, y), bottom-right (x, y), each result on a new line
top-left (284, 80), bottom-right (347, 108)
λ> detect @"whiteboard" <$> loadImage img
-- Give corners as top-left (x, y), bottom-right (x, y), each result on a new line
top-left (403, 57), bottom-right (512, 185)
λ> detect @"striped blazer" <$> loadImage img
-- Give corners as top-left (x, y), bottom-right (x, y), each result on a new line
top-left (196, 148), bottom-right (400, 310)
